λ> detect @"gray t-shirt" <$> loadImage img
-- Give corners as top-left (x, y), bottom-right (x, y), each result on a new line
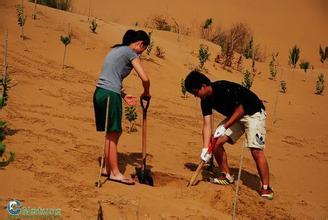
top-left (96, 46), bottom-right (138, 94)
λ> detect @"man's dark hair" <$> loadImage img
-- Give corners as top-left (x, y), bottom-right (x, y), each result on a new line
top-left (184, 70), bottom-right (211, 93)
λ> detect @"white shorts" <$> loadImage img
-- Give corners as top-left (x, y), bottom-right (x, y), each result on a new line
top-left (218, 109), bottom-right (266, 149)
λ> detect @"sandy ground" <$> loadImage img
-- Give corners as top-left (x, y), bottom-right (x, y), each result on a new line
top-left (0, 0), bottom-right (327, 219)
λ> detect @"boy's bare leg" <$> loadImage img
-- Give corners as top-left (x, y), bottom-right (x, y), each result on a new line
top-left (213, 135), bottom-right (230, 174)
top-left (250, 148), bottom-right (270, 186)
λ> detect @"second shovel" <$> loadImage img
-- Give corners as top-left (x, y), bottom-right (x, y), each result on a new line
top-left (135, 96), bottom-right (154, 186)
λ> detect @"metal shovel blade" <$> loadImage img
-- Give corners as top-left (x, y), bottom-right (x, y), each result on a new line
top-left (135, 166), bottom-right (154, 186)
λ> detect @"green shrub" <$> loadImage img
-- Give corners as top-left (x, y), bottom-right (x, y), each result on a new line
top-left (289, 45), bottom-right (300, 68)
top-left (60, 35), bottom-right (71, 68)
top-left (243, 37), bottom-right (254, 59)
top-left (280, 80), bottom-right (287, 93)
top-left (198, 44), bottom-right (210, 68)
top-left (203, 18), bottom-right (213, 29)
top-left (0, 121), bottom-right (6, 142)
top-left (155, 46), bottom-right (165, 59)
top-left (319, 45), bottom-right (328, 63)
top-left (299, 60), bottom-right (310, 72)
top-left (201, 18), bottom-right (213, 40)
top-left (0, 151), bottom-right (15, 168)
top-left (146, 32), bottom-right (154, 56)
top-left (269, 53), bottom-right (279, 80)
top-left (235, 55), bottom-right (243, 72)
top-left (152, 15), bottom-right (171, 31)
top-left (0, 75), bottom-right (12, 108)
top-left (15, 4), bottom-right (27, 39)
top-left (0, 142), bottom-right (5, 157)
top-left (242, 69), bottom-right (253, 89)
top-left (29, 0), bottom-right (70, 11)
top-left (181, 78), bottom-right (187, 98)
top-left (316, 73), bottom-right (325, 95)
top-left (89, 18), bottom-right (97, 33)
top-left (124, 106), bottom-right (138, 133)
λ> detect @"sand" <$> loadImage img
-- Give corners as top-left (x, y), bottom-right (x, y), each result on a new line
top-left (0, 0), bottom-right (327, 219)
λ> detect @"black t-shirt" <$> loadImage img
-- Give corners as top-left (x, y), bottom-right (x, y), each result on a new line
top-left (201, 81), bottom-right (265, 117)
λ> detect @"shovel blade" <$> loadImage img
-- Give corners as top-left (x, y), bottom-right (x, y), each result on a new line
top-left (135, 167), bottom-right (154, 186)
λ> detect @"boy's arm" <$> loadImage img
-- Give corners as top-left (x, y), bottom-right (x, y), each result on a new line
top-left (224, 105), bottom-right (245, 129)
top-left (202, 115), bottom-right (212, 148)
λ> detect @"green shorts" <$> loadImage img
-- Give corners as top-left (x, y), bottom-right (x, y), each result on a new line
top-left (93, 87), bottom-right (122, 132)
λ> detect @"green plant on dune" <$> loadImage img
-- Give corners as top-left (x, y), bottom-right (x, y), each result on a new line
top-left (0, 121), bottom-right (7, 142)
top-left (0, 150), bottom-right (15, 168)
top-left (299, 60), bottom-right (310, 73)
top-left (319, 45), bottom-right (328, 63)
top-left (152, 15), bottom-right (171, 32)
top-left (60, 35), bottom-right (71, 69)
top-left (289, 45), bottom-right (300, 68)
top-left (181, 78), bottom-right (187, 98)
top-left (201, 18), bottom-right (213, 40)
top-left (0, 142), bottom-right (5, 158)
top-left (32, 0), bottom-right (37, 19)
top-left (89, 18), bottom-right (98, 33)
top-left (198, 44), bottom-right (210, 69)
top-left (241, 69), bottom-right (253, 89)
top-left (124, 106), bottom-right (138, 133)
top-left (29, 0), bottom-right (70, 11)
top-left (155, 46), bottom-right (165, 59)
top-left (0, 75), bottom-right (13, 108)
top-left (243, 36), bottom-right (254, 59)
top-left (0, 123), bottom-right (15, 168)
top-left (146, 31), bottom-right (154, 56)
top-left (15, 4), bottom-right (27, 39)
top-left (280, 80), bottom-right (287, 93)
top-left (269, 53), bottom-right (279, 80)
top-left (315, 73), bottom-right (325, 95)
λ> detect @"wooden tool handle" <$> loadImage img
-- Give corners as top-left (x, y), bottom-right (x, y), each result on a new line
top-left (187, 160), bottom-right (205, 187)
top-left (141, 97), bottom-right (150, 167)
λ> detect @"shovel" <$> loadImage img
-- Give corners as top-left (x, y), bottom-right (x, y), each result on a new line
top-left (135, 96), bottom-right (154, 186)
top-left (187, 136), bottom-right (217, 187)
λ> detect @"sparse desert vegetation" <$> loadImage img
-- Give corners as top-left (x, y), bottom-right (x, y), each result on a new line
top-left (0, 0), bottom-right (327, 219)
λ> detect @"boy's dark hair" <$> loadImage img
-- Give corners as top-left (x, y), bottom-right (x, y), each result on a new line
top-left (112, 29), bottom-right (150, 48)
top-left (184, 71), bottom-right (211, 93)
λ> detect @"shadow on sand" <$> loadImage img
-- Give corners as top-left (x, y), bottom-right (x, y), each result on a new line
top-left (184, 162), bottom-right (260, 192)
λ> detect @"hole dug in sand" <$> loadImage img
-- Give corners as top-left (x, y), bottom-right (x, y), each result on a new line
top-left (149, 171), bottom-right (187, 187)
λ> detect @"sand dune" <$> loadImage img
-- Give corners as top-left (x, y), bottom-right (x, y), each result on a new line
top-left (0, 0), bottom-right (327, 219)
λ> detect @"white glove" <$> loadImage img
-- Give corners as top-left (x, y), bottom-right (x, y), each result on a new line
top-left (214, 125), bottom-right (226, 138)
top-left (200, 148), bottom-right (212, 163)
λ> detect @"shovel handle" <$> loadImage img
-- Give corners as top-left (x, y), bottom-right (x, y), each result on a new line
top-left (141, 97), bottom-right (150, 167)
top-left (187, 137), bottom-right (218, 187)
top-left (140, 96), bottom-right (151, 112)
top-left (187, 160), bottom-right (205, 187)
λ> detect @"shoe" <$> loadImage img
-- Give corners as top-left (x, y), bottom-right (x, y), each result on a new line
top-left (259, 186), bottom-right (274, 200)
top-left (210, 173), bottom-right (234, 185)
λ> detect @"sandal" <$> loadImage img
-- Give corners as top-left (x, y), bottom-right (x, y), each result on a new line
top-left (108, 176), bottom-right (135, 185)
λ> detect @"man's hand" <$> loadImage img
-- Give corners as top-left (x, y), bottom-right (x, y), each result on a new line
top-left (200, 148), bottom-right (212, 163)
top-left (123, 94), bottom-right (136, 106)
top-left (214, 125), bottom-right (226, 138)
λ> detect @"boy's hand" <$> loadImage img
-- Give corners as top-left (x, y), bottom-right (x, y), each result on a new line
top-left (140, 92), bottom-right (151, 101)
top-left (214, 125), bottom-right (226, 138)
top-left (200, 148), bottom-right (212, 163)
top-left (123, 94), bottom-right (136, 106)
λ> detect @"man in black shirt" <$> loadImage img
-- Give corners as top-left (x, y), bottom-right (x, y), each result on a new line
top-left (185, 71), bottom-right (273, 200)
